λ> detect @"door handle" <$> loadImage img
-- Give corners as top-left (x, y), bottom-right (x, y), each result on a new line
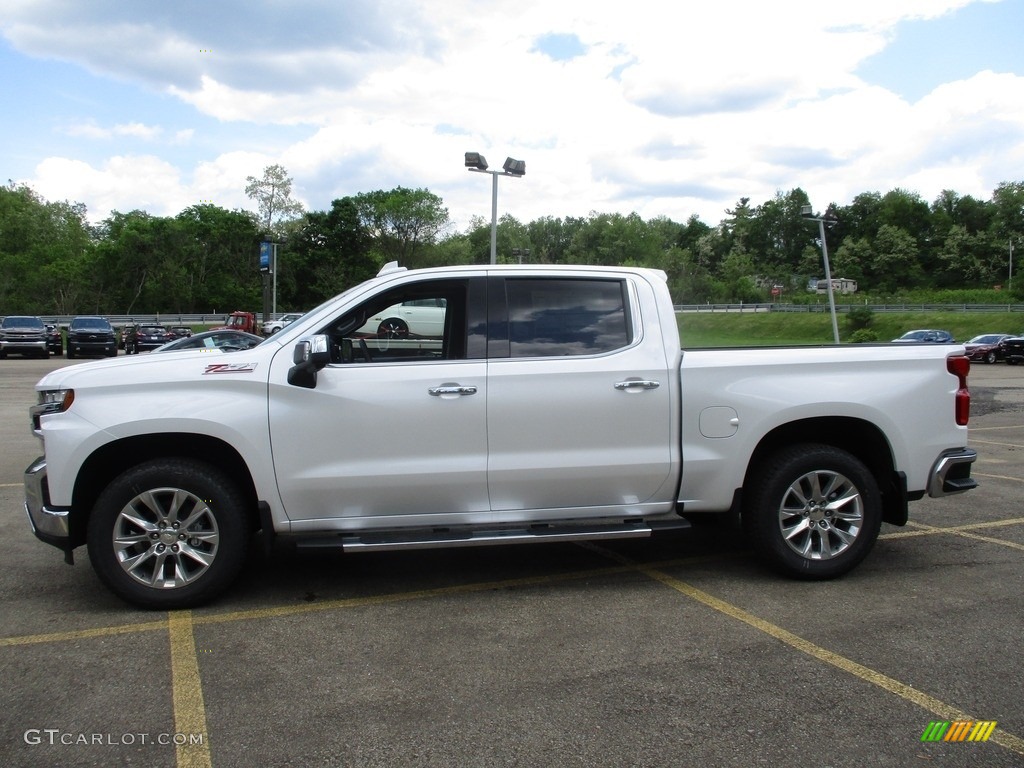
top-left (614, 380), bottom-right (660, 391)
top-left (428, 385), bottom-right (478, 396)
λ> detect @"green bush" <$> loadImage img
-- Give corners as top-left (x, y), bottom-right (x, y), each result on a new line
top-left (848, 329), bottom-right (880, 343)
top-left (846, 306), bottom-right (874, 331)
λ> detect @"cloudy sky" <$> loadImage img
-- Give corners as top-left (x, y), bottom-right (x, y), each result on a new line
top-left (2, 0), bottom-right (1023, 233)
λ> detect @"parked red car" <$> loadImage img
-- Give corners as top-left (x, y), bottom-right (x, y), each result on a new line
top-left (964, 333), bottom-right (1013, 364)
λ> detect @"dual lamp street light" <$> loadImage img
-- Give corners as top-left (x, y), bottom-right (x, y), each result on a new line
top-left (465, 152), bottom-right (526, 264)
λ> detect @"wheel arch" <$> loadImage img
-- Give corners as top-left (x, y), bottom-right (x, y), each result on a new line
top-left (68, 433), bottom-right (261, 548)
top-left (742, 416), bottom-right (908, 526)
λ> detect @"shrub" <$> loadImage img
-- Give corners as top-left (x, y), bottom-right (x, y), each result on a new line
top-left (846, 306), bottom-right (874, 331)
top-left (848, 329), bottom-right (880, 343)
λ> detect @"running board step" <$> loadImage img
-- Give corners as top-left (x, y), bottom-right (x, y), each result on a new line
top-left (295, 520), bottom-right (690, 553)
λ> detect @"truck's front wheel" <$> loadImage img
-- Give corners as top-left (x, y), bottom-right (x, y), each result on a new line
top-left (744, 445), bottom-right (881, 580)
top-left (87, 459), bottom-right (250, 608)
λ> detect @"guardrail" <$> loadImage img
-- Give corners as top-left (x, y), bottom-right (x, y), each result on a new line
top-left (675, 303), bottom-right (1024, 314)
top-left (19, 314), bottom-right (275, 329)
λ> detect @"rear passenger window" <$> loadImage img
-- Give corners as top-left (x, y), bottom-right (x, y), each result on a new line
top-left (506, 279), bottom-right (630, 357)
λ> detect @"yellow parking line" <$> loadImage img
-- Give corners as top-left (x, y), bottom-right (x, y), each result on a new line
top-left (975, 471), bottom-right (1024, 483)
top-left (168, 611), bottom-right (212, 768)
top-left (904, 518), bottom-right (1024, 532)
top-left (637, 564), bottom-right (1024, 756)
top-left (971, 439), bottom-right (1024, 449)
top-left (903, 520), bottom-right (1024, 552)
top-left (0, 556), bottom-right (728, 645)
top-left (0, 620), bottom-right (168, 647)
top-left (882, 517), bottom-right (1024, 540)
top-left (4, 545), bottom-right (1022, 760)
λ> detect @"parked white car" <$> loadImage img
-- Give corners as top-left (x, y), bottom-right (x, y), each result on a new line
top-left (357, 298), bottom-right (447, 338)
top-left (263, 312), bottom-right (304, 336)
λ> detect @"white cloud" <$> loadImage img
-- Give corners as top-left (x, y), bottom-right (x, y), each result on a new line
top-left (6, 0), bottom-right (1022, 230)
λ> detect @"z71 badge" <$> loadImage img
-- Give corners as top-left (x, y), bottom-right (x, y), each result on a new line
top-left (203, 362), bottom-right (258, 375)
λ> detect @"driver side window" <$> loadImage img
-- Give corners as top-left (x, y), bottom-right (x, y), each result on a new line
top-left (323, 279), bottom-right (468, 364)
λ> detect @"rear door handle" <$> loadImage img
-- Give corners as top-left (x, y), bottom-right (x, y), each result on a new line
top-left (428, 385), bottom-right (478, 396)
top-left (614, 380), bottom-right (660, 391)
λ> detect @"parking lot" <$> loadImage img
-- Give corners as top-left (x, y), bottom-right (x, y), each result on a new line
top-left (1, 354), bottom-right (1022, 768)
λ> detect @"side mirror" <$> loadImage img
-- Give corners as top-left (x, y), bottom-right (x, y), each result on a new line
top-left (287, 334), bottom-right (331, 388)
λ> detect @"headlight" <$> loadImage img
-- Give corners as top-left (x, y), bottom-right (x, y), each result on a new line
top-left (31, 389), bottom-right (75, 417)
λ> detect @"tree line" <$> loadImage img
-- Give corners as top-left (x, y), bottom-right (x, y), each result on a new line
top-left (2, 168), bottom-right (1022, 316)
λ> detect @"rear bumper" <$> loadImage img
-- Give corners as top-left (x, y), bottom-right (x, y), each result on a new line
top-left (928, 448), bottom-right (978, 496)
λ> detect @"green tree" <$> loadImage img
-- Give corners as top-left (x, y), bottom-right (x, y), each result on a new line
top-left (245, 164), bottom-right (305, 240)
top-left (871, 225), bottom-right (922, 293)
top-left (0, 184), bottom-right (95, 313)
top-left (525, 216), bottom-right (585, 263)
top-left (751, 188), bottom-right (813, 273)
top-left (175, 205), bottom-right (262, 312)
top-left (831, 237), bottom-right (872, 287)
top-left (352, 187), bottom-right (449, 268)
top-left (288, 197), bottom-right (377, 304)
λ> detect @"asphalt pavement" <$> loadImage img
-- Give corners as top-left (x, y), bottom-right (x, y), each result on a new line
top-left (1, 353), bottom-right (1022, 768)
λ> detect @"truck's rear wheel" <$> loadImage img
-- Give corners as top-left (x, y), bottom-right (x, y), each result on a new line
top-left (744, 444), bottom-right (881, 579)
top-left (87, 458), bottom-right (250, 608)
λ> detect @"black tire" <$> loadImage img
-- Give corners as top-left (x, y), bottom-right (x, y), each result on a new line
top-left (986, 351), bottom-right (997, 364)
top-left (87, 458), bottom-right (251, 608)
top-left (66, 348), bottom-right (75, 359)
top-left (743, 444), bottom-right (881, 580)
top-left (377, 318), bottom-right (408, 339)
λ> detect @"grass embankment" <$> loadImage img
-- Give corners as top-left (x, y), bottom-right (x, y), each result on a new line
top-left (676, 310), bottom-right (1024, 347)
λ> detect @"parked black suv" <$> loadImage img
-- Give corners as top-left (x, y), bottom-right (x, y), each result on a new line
top-left (124, 324), bottom-right (171, 354)
top-left (45, 324), bottom-right (63, 355)
top-left (0, 315), bottom-right (49, 358)
top-left (1002, 335), bottom-right (1024, 365)
top-left (66, 316), bottom-right (118, 358)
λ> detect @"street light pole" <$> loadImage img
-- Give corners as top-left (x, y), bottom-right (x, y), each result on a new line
top-left (465, 153), bottom-right (526, 264)
top-left (801, 205), bottom-right (840, 344)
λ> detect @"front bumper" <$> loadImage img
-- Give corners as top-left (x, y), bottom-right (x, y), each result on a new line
top-left (1, 339), bottom-right (47, 354)
top-left (68, 339), bottom-right (117, 355)
top-left (24, 456), bottom-right (75, 562)
top-left (928, 448), bottom-right (978, 496)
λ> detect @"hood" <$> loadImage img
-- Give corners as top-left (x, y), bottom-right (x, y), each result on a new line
top-left (36, 343), bottom-right (280, 392)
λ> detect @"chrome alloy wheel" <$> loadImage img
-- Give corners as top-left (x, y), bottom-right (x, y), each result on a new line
top-left (776, 469), bottom-right (864, 561)
top-left (112, 487), bottom-right (220, 589)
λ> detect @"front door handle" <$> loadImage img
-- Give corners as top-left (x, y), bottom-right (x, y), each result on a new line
top-left (614, 380), bottom-right (660, 391)
top-left (428, 385), bottom-right (478, 396)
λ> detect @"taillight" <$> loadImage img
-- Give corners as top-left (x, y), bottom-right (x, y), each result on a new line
top-left (947, 355), bottom-right (970, 426)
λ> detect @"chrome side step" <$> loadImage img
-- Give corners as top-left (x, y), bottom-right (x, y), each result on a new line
top-left (294, 520), bottom-right (690, 553)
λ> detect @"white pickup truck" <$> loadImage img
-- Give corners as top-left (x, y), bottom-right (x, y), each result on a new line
top-left (24, 263), bottom-right (978, 608)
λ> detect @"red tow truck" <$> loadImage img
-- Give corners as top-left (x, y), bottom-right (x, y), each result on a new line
top-left (212, 311), bottom-right (259, 335)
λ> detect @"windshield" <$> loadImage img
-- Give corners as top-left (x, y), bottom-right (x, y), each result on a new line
top-left (71, 317), bottom-right (112, 330)
top-left (2, 316), bottom-right (44, 329)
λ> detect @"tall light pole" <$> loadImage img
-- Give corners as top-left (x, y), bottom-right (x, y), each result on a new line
top-left (801, 205), bottom-right (841, 344)
top-left (465, 152), bottom-right (526, 264)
